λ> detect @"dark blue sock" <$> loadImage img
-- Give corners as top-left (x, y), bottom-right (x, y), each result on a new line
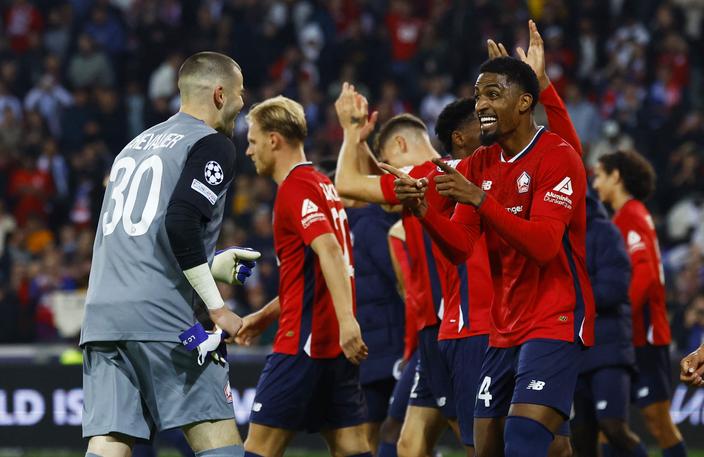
top-left (601, 442), bottom-right (613, 457)
top-left (243, 452), bottom-right (265, 457)
top-left (377, 442), bottom-right (398, 457)
top-left (345, 454), bottom-right (373, 457)
top-left (662, 442), bottom-right (687, 457)
top-left (630, 442), bottom-right (649, 457)
top-left (504, 416), bottom-right (554, 457)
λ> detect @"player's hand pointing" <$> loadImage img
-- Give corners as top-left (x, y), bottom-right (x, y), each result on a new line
top-left (339, 318), bottom-right (368, 365)
top-left (681, 345), bottom-right (704, 386)
top-left (432, 159), bottom-right (485, 207)
top-left (378, 163), bottom-right (429, 216)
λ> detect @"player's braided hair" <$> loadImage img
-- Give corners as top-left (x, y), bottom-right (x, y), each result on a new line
top-left (478, 56), bottom-right (540, 109)
top-left (374, 113), bottom-right (427, 156)
top-left (598, 150), bottom-right (656, 201)
top-left (435, 98), bottom-right (475, 154)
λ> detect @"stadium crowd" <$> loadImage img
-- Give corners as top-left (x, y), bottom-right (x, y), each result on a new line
top-left (0, 0), bottom-right (702, 353)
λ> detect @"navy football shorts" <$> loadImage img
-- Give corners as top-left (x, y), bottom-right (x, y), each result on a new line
top-left (474, 339), bottom-right (583, 420)
top-left (249, 352), bottom-right (367, 432)
top-left (574, 366), bottom-right (632, 423)
top-left (363, 378), bottom-right (396, 423)
top-left (388, 351), bottom-right (419, 421)
top-left (438, 334), bottom-right (489, 446)
top-left (409, 325), bottom-right (456, 419)
top-left (633, 344), bottom-right (672, 409)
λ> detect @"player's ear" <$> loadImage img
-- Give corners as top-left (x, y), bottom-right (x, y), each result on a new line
top-left (213, 85), bottom-right (225, 110)
top-left (518, 93), bottom-right (533, 114)
top-left (394, 135), bottom-right (407, 153)
top-left (268, 131), bottom-right (280, 149)
top-left (452, 130), bottom-right (464, 147)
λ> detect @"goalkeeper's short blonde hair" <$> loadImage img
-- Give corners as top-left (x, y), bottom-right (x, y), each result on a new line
top-left (247, 96), bottom-right (308, 145)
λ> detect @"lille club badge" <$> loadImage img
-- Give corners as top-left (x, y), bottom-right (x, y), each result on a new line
top-left (516, 171), bottom-right (531, 194)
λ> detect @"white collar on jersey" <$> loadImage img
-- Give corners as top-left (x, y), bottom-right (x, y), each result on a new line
top-left (284, 161), bottom-right (314, 180)
top-left (500, 126), bottom-right (545, 163)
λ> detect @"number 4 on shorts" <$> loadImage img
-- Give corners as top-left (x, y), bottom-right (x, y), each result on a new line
top-left (477, 376), bottom-right (492, 407)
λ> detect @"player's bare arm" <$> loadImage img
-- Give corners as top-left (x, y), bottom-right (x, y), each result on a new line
top-left (334, 82), bottom-right (387, 203)
top-left (310, 232), bottom-right (369, 364)
top-left (235, 296), bottom-right (281, 346)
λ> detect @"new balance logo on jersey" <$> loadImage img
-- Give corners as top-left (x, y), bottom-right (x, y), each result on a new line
top-left (482, 180), bottom-right (493, 190)
top-left (553, 177), bottom-right (573, 196)
top-left (301, 199), bottom-right (319, 217)
top-left (517, 171), bottom-right (531, 193)
top-left (526, 380), bottom-right (546, 391)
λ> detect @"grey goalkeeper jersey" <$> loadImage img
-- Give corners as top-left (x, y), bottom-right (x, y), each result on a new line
top-left (80, 112), bottom-right (230, 344)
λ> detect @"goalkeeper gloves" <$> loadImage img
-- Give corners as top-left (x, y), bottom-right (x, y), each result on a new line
top-left (179, 322), bottom-right (229, 366)
top-left (211, 246), bottom-right (261, 286)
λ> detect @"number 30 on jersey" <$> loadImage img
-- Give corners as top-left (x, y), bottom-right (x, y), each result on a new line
top-left (102, 156), bottom-right (163, 237)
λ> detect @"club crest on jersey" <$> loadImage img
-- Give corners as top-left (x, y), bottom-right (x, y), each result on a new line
top-left (516, 171), bottom-right (531, 194)
top-left (553, 177), bottom-right (573, 196)
top-left (204, 161), bottom-right (224, 185)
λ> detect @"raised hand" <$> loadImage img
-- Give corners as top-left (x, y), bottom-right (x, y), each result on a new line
top-left (516, 20), bottom-right (549, 90)
top-left (335, 82), bottom-right (377, 136)
top-left (432, 159), bottom-right (485, 206)
top-left (378, 162), bottom-right (429, 215)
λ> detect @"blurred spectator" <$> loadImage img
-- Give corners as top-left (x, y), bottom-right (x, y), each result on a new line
top-left (4, 0), bottom-right (43, 54)
top-left (148, 52), bottom-right (182, 101)
top-left (67, 34), bottom-right (115, 89)
top-left (684, 294), bottom-right (704, 353)
top-left (24, 74), bottom-right (73, 137)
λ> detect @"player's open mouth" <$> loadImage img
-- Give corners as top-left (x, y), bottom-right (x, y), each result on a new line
top-left (479, 115), bottom-right (497, 129)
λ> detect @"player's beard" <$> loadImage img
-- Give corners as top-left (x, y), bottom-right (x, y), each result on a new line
top-left (479, 128), bottom-right (499, 146)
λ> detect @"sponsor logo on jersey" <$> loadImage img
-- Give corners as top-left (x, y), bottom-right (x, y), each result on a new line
top-left (506, 205), bottom-right (524, 215)
top-left (517, 171), bottom-right (531, 193)
top-left (301, 199), bottom-right (319, 217)
top-left (627, 230), bottom-right (646, 253)
top-left (125, 132), bottom-right (185, 150)
top-left (526, 380), bottom-right (546, 391)
top-left (482, 180), bottom-right (493, 190)
top-left (553, 177), bottom-right (573, 196)
top-left (204, 161), bottom-right (224, 185)
top-left (224, 382), bottom-right (233, 404)
top-left (191, 179), bottom-right (217, 205)
top-left (544, 191), bottom-right (573, 210)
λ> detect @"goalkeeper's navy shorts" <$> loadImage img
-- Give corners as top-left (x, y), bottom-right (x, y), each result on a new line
top-left (249, 351), bottom-right (367, 432)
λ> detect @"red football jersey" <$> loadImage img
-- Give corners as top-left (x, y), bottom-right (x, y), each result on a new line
top-left (422, 128), bottom-right (595, 348)
top-left (272, 163), bottom-right (355, 358)
top-left (389, 234), bottom-right (419, 360)
top-left (381, 161), bottom-right (492, 339)
top-left (613, 199), bottom-right (671, 346)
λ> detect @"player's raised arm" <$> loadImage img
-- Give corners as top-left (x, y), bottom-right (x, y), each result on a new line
top-left (310, 232), bottom-right (369, 365)
top-left (490, 20), bottom-right (582, 156)
top-left (334, 83), bottom-right (387, 203)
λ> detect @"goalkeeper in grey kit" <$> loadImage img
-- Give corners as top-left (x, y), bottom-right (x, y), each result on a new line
top-left (80, 52), bottom-right (258, 457)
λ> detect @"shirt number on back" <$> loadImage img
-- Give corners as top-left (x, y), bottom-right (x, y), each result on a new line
top-left (330, 207), bottom-right (354, 277)
top-left (477, 376), bottom-right (493, 407)
top-left (102, 156), bottom-right (163, 237)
